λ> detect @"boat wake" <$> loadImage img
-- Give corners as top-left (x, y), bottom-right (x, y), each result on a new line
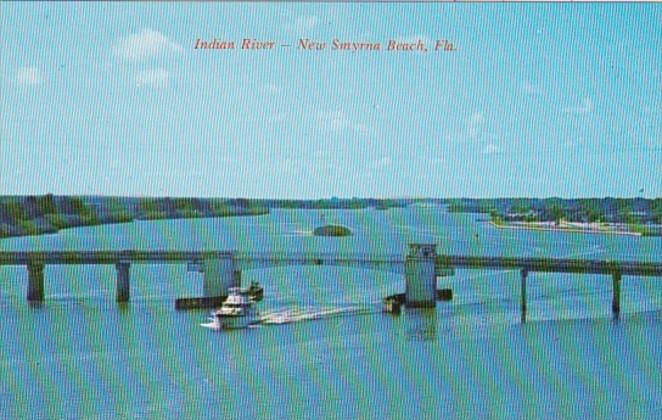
top-left (258, 305), bottom-right (373, 325)
top-left (200, 320), bottom-right (221, 330)
top-left (201, 304), bottom-right (377, 330)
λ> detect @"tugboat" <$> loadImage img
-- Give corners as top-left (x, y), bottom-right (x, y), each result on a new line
top-left (246, 281), bottom-right (264, 301)
top-left (207, 287), bottom-right (259, 329)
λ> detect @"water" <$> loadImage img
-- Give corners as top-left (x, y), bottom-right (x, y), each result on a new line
top-left (1, 208), bottom-right (660, 419)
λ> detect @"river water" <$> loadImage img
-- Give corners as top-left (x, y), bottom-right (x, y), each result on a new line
top-left (1, 208), bottom-right (660, 418)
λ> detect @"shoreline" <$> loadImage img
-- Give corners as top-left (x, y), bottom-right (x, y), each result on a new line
top-left (489, 221), bottom-right (647, 236)
top-left (0, 211), bottom-right (269, 240)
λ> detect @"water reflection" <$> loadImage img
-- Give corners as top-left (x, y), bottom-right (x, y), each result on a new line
top-left (404, 307), bottom-right (437, 341)
top-left (27, 301), bottom-right (44, 309)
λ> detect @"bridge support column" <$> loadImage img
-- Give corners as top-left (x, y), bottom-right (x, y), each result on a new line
top-left (405, 244), bottom-right (437, 308)
top-left (203, 257), bottom-right (239, 297)
top-left (27, 262), bottom-right (45, 301)
top-left (520, 269), bottom-right (528, 323)
top-left (612, 271), bottom-right (621, 317)
top-left (116, 262), bottom-right (130, 302)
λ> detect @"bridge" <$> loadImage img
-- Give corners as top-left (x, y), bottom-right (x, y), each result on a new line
top-left (0, 244), bottom-right (660, 320)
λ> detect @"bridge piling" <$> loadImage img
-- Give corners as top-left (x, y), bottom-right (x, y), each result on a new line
top-left (116, 262), bottom-right (130, 302)
top-left (520, 268), bottom-right (528, 323)
top-left (203, 257), bottom-right (239, 297)
top-left (27, 262), bottom-right (45, 301)
top-left (405, 244), bottom-right (437, 308)
top-left (612, 271), bottom-right (621, 317)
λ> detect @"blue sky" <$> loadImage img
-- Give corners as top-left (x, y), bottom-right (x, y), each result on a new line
top-left (1, 3), bottom-right (660, 198)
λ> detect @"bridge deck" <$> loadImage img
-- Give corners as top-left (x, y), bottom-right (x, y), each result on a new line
top-left (0, 251), bottom-right (659, 277)
top-left (437, 255), bottom-right (662, 276)
top-left (0, 251), bottom-right (234, 265)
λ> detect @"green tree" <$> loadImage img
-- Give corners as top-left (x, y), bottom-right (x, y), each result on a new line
top-left (37, 194), bottom-right (57, 215)
top-left (1, 200), bottom-right (27, 221)
top-left (550, 204), bottom-right (565, 226)
top-left (580, 200), bottom-right (603, 223)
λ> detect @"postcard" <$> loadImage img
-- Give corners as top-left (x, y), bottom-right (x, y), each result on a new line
top-left (1, 2), bottom-right (660, 419)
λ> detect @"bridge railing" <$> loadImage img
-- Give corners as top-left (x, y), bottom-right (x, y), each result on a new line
top-left (0, 251), bottom-right (660, 277)
top-left (235, 251), bottom-right (404, 263)
top-left (436, 255), bottom-right (662, 276)
top-left (0, 250), bottom-right (234, 265)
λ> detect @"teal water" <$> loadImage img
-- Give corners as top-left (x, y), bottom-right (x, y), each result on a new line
top-left (1, 208), bottom-right (660, 419)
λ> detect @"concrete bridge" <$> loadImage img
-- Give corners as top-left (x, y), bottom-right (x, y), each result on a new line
top-left (0, 244), bottom-right (660, 320)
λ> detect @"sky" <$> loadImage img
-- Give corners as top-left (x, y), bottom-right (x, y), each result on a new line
top-left (1, 2), bottom-right (660, 198)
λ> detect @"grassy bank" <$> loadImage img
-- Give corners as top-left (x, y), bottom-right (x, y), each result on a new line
top-left (0, 195), bottom-right (269, 239)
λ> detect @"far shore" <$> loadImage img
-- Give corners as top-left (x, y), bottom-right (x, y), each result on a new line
top-left (0, 208), bottom-right (269, 240)
top-left (490, 221), bottom-right (661, 237)
top-left (0, 212), bottom-right (271, 240)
